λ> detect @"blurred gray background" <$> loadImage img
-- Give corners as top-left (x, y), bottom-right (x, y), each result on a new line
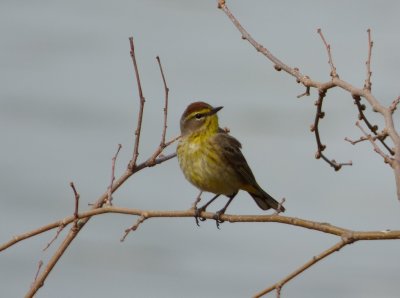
top-left (1, 1), bottom-right (400, 297)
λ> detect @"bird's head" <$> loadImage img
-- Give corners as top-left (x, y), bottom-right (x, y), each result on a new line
top-left (180, 101), bottom-right (223, 136)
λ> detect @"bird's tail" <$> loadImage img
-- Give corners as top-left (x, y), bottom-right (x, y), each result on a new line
top-left (249, 187), bottom-right (285, 212)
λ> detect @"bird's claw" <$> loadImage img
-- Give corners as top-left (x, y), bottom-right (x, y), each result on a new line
top-left (213, 211), bottom-right (225, 229)
top-left (194, 207), bottom-right (207, 227)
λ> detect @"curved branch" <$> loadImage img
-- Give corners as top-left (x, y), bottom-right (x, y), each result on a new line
top-left (217, 0), bottom-right (400, 199)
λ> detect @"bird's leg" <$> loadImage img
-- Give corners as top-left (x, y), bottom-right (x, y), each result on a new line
top-left (214, 193), bottom-right (237, 229)
top-left (195, 194), bottom-right (220, 226)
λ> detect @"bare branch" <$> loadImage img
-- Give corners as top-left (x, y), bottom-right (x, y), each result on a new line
top-left (311, 90), bottom-right (352, 171)
top-left (128, 37), bottom-right (146, 169)
top-left (23, 36), bottom-right (179, 295)
top-left (42, 224), bottom-right (65, 251)
top-left (254, 239), bottom-right (351, 297)
top-left (217, 1), bottom-right (400, 198)
top-left (317, 28), bottom-right (338, 78)
top-left (356, 121), bottom-right (394, 165)
top-left (4, 206), bottom-right (400, 253)
top-left (364, 29), bottom-right (373, 91)
top-left (31, 260), bottom-right (43, 288)
top-left (297, 85), bottom-right (310, 98)
top-left (389, 96), bottom-right (400, 113)
top-left (353, 95), bottom-right (394, 155)
top-left (107, 144), bottom-right (122, 205)
top-left (70, 182), bottom-right (80, 230)
top-left (120, 214), bottom-right (147, 242)
top-left (156, 56), bottom-right (169, 148)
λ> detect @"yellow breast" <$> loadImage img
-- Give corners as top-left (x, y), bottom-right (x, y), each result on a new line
top-left (177, 134), bottom-right (240, 196)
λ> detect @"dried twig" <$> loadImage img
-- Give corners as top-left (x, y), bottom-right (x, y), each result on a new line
top-left (254, 239), bottom-right (352, 297)
top-left (353, 95), bottom-right (394, 155)
top-left (310, 90), bottom-right (352, 171)
top-left (356, 121), bottom-right (394, 165)
top-left (121, 214), bottom-right (147, 241)
top-left (31, 260), bottom-right (43, 288)
top-left (217, 0), bottom-right (400, 199)
top-left (107, 144), bottom-right (122, 205)
top-left (70, 182), bottom-right (80, 230)
top-left (317, 28), bottom-right (338, 78)
top-left (345, 132), bottom-right (387, 146)
top-left (364, 29), bottom-right (373, 91)
top-left (389, 96), bottom-right (400, 113)
top-left (23, 38), bottom-right (178, 298)
top-left (297, 85), bottom-right (310, 98)
top-left (157, 56), bottom-right (169, 148)
top-left (148, 56), bottom-right (175, 165)
top-left (129, 37), bottom-right (146, 169)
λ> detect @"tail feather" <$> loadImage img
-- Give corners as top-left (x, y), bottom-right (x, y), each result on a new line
top-left (249, 188), bottom-right (285, 212)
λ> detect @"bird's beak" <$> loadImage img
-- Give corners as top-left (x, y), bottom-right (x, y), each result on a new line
top-left (208, 106), bottom-right (223, 116)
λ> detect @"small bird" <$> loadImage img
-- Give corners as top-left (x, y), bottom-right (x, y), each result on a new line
top-left (176, 101), bottom-right (285, 226)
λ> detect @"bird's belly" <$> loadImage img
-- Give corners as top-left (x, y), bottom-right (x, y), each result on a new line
top-left (177, 142), bottom-right (239, 195)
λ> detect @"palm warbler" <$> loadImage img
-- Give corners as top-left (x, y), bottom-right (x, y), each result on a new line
top-left (177, 101), bottom-right (285, 224)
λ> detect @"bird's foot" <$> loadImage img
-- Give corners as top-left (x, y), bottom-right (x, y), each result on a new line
top-left (213, 210), bottom-right (225, 229)
top-left (194, 206), bottom-right (207, 227)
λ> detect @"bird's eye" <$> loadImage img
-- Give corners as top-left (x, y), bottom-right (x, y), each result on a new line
top-left (195, 113), bottom-right (203, 120)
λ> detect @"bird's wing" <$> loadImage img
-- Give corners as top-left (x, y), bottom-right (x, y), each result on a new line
top-left (213, 132), bottom-right (258, 186)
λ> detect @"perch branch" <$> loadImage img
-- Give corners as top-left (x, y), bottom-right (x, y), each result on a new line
top-left (3, 207), bottom-right (400, 252)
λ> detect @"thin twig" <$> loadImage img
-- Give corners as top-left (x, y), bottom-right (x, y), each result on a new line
top-left (389, 96), bottom-right (400, 113)
top-left (42, 224), bottom-right (65, 251)
top-left (317, 28), bottom-right (338, 78)
top-left (344, 132), bottom-right (387, 145)
top-left (310, 90), bottom-right (352, 171)
top-left (364, 29), bottom-right (373, 91)
top-left (253, 239), bottom-right (352, 297)
top-left (156, 56), bottom-right (169, 148)
top-left (148, 57), bottom-right (173, 165)
top-left (120, 214), bottom-right (147, 242)
top-left (128, 37), bottom-right (146, 169)
top-left (353, 95), bottom-right (394, 155)
top-left (70, 182), bottom-right (80, 230)
top-left (107, 144), bottom-right (122, 205)
top-left (356, 121), bottom-right (394, 165)
top-left (24, 36), bottom-right (178, 295)
top-left (218, 1), bottom-right (400, 198)
top-left (297, 86), bottom-right (310, 98)
top-left (31, 260), bottom-right (43, 288)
